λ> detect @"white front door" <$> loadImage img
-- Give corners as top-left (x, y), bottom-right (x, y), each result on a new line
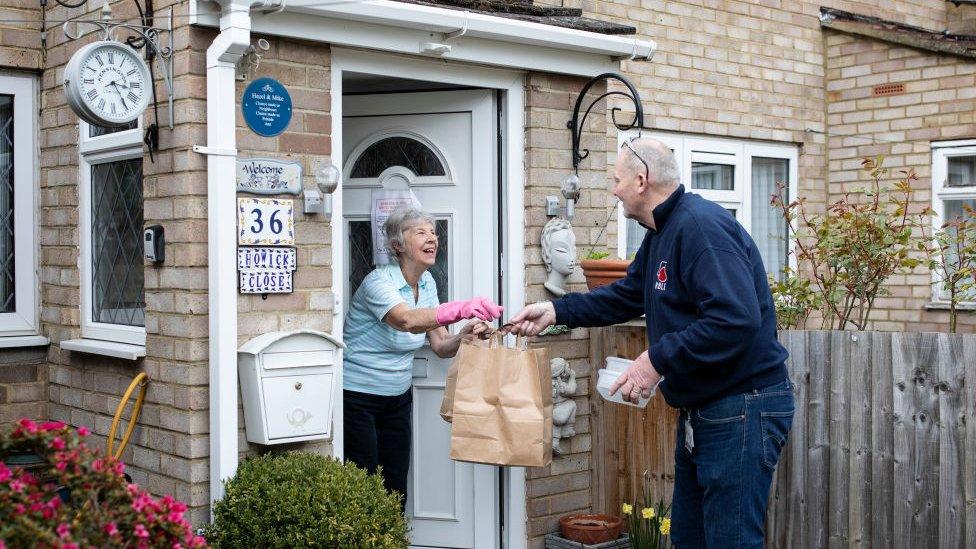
top-left (342, 90), bottom-right (499, 549)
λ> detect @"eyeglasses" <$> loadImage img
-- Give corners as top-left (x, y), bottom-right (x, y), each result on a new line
top-left (620, 135), bottom-right (650, 182)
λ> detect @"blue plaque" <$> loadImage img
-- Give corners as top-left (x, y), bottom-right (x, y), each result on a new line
top-left (242, 78), bottom-right (292, 137)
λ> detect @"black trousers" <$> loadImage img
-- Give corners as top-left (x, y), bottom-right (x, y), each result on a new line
top-left (343, 389), bottom-right (412, 509)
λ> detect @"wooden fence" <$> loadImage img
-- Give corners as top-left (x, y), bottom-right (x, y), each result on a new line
top-left (589, 326), bottom-right (976, 548)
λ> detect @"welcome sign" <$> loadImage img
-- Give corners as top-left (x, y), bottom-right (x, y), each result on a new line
top-left (237, 158), bottom-right (302, 195)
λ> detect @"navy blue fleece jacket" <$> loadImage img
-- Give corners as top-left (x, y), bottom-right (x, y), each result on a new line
top-left (553, 185), bottom-right (788, 409)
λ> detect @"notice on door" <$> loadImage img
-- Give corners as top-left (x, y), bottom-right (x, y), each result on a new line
top-left (371, 189), bottom-right (422, 266)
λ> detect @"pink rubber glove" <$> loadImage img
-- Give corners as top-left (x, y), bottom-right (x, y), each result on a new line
top-left (435, 297), bottom-right (503, 325)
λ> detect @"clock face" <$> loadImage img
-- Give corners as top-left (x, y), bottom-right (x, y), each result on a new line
top-left (64, 41), bottom-right (151, 127)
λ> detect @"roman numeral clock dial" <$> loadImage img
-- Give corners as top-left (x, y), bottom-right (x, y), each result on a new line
top-left (63, 41), bottom-right (151, 128)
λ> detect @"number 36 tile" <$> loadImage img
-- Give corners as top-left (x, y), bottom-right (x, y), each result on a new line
top-left (237, 197), bottom-right (295, 246)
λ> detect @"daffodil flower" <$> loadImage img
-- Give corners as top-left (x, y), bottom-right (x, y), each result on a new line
top-left (621, 503), bottom-right (633, 515)
top-left (641, 507), bottom-right (655, 519)
top-left (660, 517), bottom-right (671, 535)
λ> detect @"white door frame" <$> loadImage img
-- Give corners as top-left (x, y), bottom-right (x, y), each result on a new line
top-left (330, 48), bottom-right (527, 549)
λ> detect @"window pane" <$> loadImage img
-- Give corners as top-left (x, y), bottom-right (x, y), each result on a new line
top-left (350, 136), bottom-right (446, 178)
top-left (625, 218), bottom-right (647, 259)
top-left (348, 219), bottom-right (449, 304)
top-left (941, 199), bottom-right (976, 300)
top-left (947, 155), bottom-right (976, 187)
top-left (945, 199), bottom-right (976, 223)
top-left (726, 208), bottom-right (737, 217)
top-left (0, 95), bottom-right (14, 312)
top-left (89, 120), bottom-right (138, 138)
top-left (692, 162), bottom-right (734, 190)
top-left (751, 157), bottom-right (789, 278)
top-left (91, 159), bottom-right (144, 326)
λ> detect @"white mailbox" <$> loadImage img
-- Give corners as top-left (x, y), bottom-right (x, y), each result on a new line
top-left (238, 329), bottom-right (345, 445)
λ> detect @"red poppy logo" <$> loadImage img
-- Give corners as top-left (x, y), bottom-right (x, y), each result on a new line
top-left (657, 261), bottom-right (668, 283)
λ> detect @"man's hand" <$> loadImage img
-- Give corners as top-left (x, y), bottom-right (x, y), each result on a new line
top-left (609, 351), bottom-right (662, 403)
top-left (504, 302), bottom-right (556, 336)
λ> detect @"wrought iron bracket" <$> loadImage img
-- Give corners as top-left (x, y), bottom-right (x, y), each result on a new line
top-left (566, 72), bottom-right (645, 173)
top-left (62, 8), bottom-right (175, 129)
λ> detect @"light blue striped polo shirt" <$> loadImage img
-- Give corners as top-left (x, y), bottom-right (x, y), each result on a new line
top-left (343, 264), bottom-right (440, 396)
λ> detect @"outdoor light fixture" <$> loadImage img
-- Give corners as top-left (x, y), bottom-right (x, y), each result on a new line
top-left (304, 162), bottom-right (341, 219)
top-left (547, 72), bottom-right (645, 220)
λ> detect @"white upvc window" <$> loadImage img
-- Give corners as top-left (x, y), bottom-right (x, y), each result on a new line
top-left (616, 131), bottom-right (799, 278)
top-left (0, 73), bottom-right (41, 339)
top-left (931, 139), bottom-right (976, 305)
top-left (77, 120), bottom-right (145, 347)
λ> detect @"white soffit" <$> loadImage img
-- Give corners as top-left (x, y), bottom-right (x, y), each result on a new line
top-left (190, 0), bottom-right (656, 77)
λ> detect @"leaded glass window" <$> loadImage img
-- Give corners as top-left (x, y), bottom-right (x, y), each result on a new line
top-left (0, 95), bottom-right (14, 313)
top-left (350, 136), bottom-right (445, 178)
top-left (89, 120), bottom-right (138, 138)
top-left (91, 159), bottom-right (144, 326)
top-left (349, 219), bottom-right (449, 304)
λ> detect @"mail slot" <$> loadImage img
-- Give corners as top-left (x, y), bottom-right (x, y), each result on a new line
top-left (238, 329), bottom-right (345, 445)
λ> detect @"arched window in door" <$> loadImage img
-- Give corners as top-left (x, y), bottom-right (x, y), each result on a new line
top-left (349, 135), bottom-right (446, 178)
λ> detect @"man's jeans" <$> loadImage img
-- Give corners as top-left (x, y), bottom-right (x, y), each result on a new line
top-left (671, 380), bottom-right (794, 548)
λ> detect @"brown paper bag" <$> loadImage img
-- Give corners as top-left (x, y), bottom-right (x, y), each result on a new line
top-left (447, 333), bottom-right (552, 467)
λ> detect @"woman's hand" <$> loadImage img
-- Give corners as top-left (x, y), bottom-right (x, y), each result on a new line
top-left (459, 320), bottom-right (492, 342)
top-left (435, 297), bottom-right (503, 325)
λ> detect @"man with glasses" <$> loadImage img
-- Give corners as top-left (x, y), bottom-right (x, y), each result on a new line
top-left (507, 136), bottom-right (794, 548)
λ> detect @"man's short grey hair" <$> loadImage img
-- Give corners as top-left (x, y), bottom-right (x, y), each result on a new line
top-left (621, 137), bottom-right (680, 187)
top-left (384, 206), bottom-right (436, 262)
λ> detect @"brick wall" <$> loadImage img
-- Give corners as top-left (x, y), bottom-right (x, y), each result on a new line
top-left (523, 73), bottom-right (608, 549)
top-left (0, 0), bottom-right (41, 71)
top-left (824, 31), bottom-right (976, 332)
top-left (233, 36), bottom-right (334, 457)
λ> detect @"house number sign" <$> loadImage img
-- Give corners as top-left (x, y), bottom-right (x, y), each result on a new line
top-left (238, 198), bottom-right (295, 246)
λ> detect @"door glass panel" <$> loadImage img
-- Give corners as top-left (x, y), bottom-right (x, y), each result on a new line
top-left (0, 95), bottom-right (14, 312)
top-left (350, 136), bottom-right (446, 178)
top-left (692, 162), bottom-right (734, 190)
top-left (947, 155), bottom-right (976, 187)
top-left (348, 219), bottom-right (449, 304)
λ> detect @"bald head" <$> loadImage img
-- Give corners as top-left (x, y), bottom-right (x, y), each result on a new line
top-left (620, 137), bottom-right (680, 187)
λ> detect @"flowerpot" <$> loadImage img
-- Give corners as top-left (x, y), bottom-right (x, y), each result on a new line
top-left (580, 259), bottom-right (632, 290)
top-left (558, 513), bottom-right (623, 545)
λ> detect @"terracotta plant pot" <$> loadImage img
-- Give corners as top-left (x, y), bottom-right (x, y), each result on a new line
top-left (558, 513), bottom-right (623, 545)
top-left (580, 259), bottom-right (632, 290)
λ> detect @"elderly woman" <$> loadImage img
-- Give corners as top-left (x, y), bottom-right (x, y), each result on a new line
top-left (342, 206), bottom-right (503, 508)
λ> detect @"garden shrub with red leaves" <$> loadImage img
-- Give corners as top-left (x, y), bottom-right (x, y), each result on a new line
top-left (0, 418), bottom-right (207, 549)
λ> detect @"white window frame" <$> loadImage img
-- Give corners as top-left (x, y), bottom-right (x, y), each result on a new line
top-left (0, 73), bottom-right (41, 336)
top-left (616, 131), bottom-right (798, 276)
top-left (931, 139), bottom-right (976, 305)
top-left (77, 120), bottom-right (145, 346)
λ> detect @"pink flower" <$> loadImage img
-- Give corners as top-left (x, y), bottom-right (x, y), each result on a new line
top-left (55, 460), bottom-right (68, 472)
top-left (1, 539), bottom-right (6, 549)
top-left (0, 463), bottom-right (11, 482)
top-left (104, 522), bottom-right (119, 536)
top-left (13, 504), bottom-right (25, 515)
top-left (172, 544), bottom-right (184, 549)
top-left (77, 426), bottom-right (90, 436)
top-left (91, 459), bottom-right (103, 472)
top-left (49, 437), bottom-right (66, 450)
top-left (57, 523), bottom-right (71, 539)
top-left (41, 421), bottom-right (66, 431)
top-left (134, 524), bottom-right (149, 539)
top-left (127, 483), bottom-right (140, 496)
top-left (62, 544), bottom-right (78, 549)
top-left (113, 461), bottom-right (125, 475)
top-left (18, 418), bottom-right (37, 434)
top-left (9, 479), bottom-right (26, 493)
top-left (167, 511), bottom-right (184, 523)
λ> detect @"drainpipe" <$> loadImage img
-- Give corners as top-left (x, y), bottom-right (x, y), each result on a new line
top-left (202, 0), bottom-right (254, 510)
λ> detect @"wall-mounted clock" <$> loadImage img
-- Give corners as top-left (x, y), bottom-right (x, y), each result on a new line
top-left (63, 40), bottom-right (151, 127)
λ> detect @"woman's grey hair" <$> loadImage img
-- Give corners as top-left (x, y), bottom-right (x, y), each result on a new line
top-left (622, 138), bottom-right (680, 187)
top-left (384, 206), bottom-right (436, 262)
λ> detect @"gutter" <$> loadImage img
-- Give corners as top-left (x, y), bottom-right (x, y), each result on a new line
top-left (191, 0), bottom-right (655, 75)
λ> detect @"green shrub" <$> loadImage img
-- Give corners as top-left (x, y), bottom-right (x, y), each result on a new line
top-left (206, 452), bottom-right (409, 549)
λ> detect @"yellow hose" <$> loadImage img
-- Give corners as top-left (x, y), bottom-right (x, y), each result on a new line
top-left (106, 372), bottom-right (149, 460)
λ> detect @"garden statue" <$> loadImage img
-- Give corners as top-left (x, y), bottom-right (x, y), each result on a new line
top-left (550, 357), bottom-right (578, 455)
top-left (541, 217), bottom-right (577, 297)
